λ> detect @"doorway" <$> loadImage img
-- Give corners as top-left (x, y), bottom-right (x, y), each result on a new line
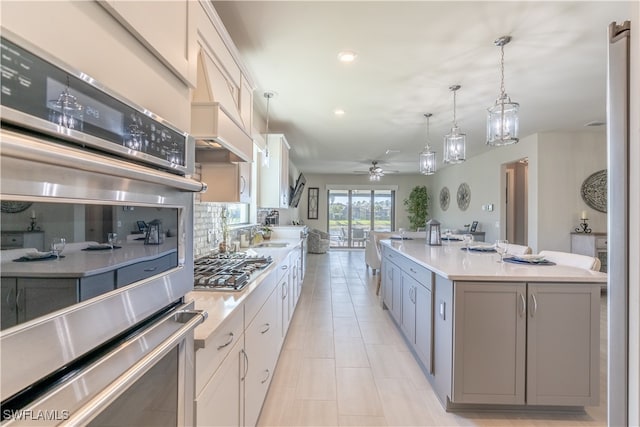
top-left (504, 158), bottom-right (528, 245)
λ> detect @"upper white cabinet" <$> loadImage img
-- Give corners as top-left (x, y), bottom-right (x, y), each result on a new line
top-left (98, 0), bottom-right (195, 86)
top-left (258, 134), bottom-right (290, 208)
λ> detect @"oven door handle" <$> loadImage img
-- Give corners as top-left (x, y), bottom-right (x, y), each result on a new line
top-left (65, 307), bottom-right (207, 426)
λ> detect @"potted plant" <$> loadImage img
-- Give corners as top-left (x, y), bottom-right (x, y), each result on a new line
top-left (261, 226), bottom-right (273, 240)
top-left (404, 185), bottom-right (430, 231)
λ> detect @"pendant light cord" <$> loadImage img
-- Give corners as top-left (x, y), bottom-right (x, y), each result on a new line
top-left (500, 44), bottom-right (506, 98)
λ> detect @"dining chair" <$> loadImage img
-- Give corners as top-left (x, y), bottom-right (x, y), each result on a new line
top-left (506, 243), bottom-right (532, 256)
top-left (352, 228), bottom-right (366, 247)
top-left (538, 250), bottom-right (601, 271)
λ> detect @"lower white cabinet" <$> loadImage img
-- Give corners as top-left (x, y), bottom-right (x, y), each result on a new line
top-left (452, 281), bottom-right (600, 406)
top-left (195, 246), bottom-right (304, 426)
top-left (195, 336), bottom-right (245, 426)
top-left (244, 288), bottom-right (279, 426)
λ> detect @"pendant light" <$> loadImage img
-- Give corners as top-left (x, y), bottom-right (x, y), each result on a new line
top-left (419, 113), bottom-right (436, 175)
top-left (262, 91), bottom-right (275, 167)
top-left (443, 85), bottom-right (466, 164)
top-left (487, 35), bottom-right (519, 146)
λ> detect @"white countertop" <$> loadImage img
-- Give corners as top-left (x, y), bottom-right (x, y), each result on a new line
top-left (381, 239), bottom-right (607, 283)
top-left (0, 237), bottom-right (178, 278)
top-left (185, 238), bottom-right (301, 346)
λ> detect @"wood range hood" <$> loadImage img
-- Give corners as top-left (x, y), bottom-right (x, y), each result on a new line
top-left (191, 50), bottom-right (253, 163)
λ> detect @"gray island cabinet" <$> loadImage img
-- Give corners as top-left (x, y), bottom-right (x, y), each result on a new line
top-left (380, 240), bottom-right (604, 410)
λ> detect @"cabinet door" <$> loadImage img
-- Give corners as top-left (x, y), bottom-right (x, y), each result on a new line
top-left (1, 278), bottom-right (17, 329)
top-left (452, 282), bottom-right (526, 405)
top-left (244, 289), bottom-right (279, 426)
top-left (195, 337), bottom-right (244, 427)
top-left (277, 276), bottom-right (290, 341)
top-left (17, 278), bottom-right (77, 324)
top-left (279, 144), bottom-right (289, 208)
top-left (381, 258), bottom-right (393, 309)
top-left (526, 283), bottom-right (600, 406)
top-left (414, 283), bottom-right (433, 374)
top-left (432, 275), bottom-right (453, 405)
top-left (239, 161), bottom-right (252, 204)
top-left (390, 263), bottom-right (402, 323)
top-left (401, 274), bottom-right (417, 342)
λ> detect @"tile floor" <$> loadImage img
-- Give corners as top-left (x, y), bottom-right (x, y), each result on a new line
top-left (258, 250), bottom-right (608, 427)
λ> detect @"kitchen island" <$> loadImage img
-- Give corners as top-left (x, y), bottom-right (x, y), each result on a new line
top-left (380, 239), bottom-right (606, 411)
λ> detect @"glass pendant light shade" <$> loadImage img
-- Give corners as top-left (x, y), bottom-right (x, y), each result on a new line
top-left (487, 95), bottom-right (519, 145)
top-left (443, 126), bottom-right (466, 164)
top-left (443, 85), bottom-right (466, 164)
top-left (419, 113), bottom-right (436, 175)
top-left (487, 36), bottom-right (520, 146)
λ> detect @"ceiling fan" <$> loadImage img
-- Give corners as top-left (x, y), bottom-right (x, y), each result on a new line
top-left (353, 160), bottom-right (398, 180)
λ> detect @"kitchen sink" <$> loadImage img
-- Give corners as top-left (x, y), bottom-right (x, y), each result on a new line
top-left (252, 242), bottom-right (289, 248)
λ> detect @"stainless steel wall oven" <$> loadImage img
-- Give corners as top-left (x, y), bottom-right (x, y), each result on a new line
top-left (1, 30), bottom-right (206, 425)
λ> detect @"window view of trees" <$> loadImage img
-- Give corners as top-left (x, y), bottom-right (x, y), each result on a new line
top-left (328, 189), bottom-right (394, 247)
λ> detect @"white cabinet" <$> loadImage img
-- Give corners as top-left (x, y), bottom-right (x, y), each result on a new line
top-left (244, 288), bottom-right (279, 426)
top-left (570, 232), bottom-right (607, 273)
top-left (199, 161), bottom-right (251, 204)
top-left (258, 134), bottom-right (290, 208)
top-left (452, 281), bottom-right (600, 407)
top-left (195, 336), bottom-right (244, 427)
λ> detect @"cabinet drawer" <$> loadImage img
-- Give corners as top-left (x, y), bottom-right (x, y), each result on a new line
top-left (1, 233), bottom-right (23, 248)
top-left (115, 252), bottom-right (177, 288)
top-left (595, 237), bottom-right (607, 249)
top-left (195, 307), bottom-right (244, 396)
top-left (245, 269), bottom-right (277, 326)
top-left (402, 259), bottom-right (432, 290)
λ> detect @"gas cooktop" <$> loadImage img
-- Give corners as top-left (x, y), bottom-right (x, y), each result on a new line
top-left (193, 252), bottom-right (273, 292)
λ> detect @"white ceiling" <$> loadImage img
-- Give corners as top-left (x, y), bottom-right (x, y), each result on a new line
top-left (212, 1), bottom-right (630, 175)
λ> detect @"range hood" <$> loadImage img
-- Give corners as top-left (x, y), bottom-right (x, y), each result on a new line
top-left (192, 50), bottom-right (253, 162)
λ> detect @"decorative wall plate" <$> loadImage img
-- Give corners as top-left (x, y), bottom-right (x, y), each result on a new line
top-left (439, 187), bottom-right (450, 211)
top-left (1, 201), bottom-right (33, 214)
top-left (457, 183), bottom-right (471, 211)
top-left (581, 169), bottom-right (607, 213)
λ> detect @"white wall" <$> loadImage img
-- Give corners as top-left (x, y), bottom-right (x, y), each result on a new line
top-left (429, 133), bottom-right (539, 246)
top-left (537, 131), bottom-right (607, 251)
top-left (297, 174), bottom-right (428, 232)
top-left (428, 131), bottom-right (606, 252)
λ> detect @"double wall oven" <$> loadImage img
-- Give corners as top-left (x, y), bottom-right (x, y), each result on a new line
top-left (1, 30), bottom-right (206, 425)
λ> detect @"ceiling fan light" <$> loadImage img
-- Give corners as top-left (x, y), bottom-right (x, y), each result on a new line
top-left (487, 35), bottom-right (520, 146)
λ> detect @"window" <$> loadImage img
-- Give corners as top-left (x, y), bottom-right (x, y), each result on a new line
top-left (327, 188), bottom-right (395, 248)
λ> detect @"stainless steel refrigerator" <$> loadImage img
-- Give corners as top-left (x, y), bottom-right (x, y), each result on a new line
top-left (607, 19), bottom-right (631, 427)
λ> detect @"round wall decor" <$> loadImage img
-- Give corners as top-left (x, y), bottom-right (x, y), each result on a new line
top-left (1, 201), bottom-right (33, 214)
top-left (439, 187), bottom-right (450, 211)
top-left (457, 183), bottom-right (471, 211)
top-left (581, 169), bottom-right (607, 213)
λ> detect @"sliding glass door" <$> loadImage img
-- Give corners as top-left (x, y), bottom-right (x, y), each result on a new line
top-left (327, 188), bottom-right (395, 248)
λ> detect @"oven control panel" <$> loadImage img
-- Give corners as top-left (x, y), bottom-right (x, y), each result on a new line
top-left (0, 33), bottom-right (190, 175)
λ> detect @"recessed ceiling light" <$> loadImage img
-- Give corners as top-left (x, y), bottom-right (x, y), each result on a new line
top-left (334, 109), bottom-right (345, 116)
top-left (337, 51), bottom-right (357, 63)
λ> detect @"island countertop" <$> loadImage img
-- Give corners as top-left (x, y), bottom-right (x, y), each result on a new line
top-left (381, 239), bottom-right (607, 283)
top-left (0, 237), bottom-right (178, 278)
